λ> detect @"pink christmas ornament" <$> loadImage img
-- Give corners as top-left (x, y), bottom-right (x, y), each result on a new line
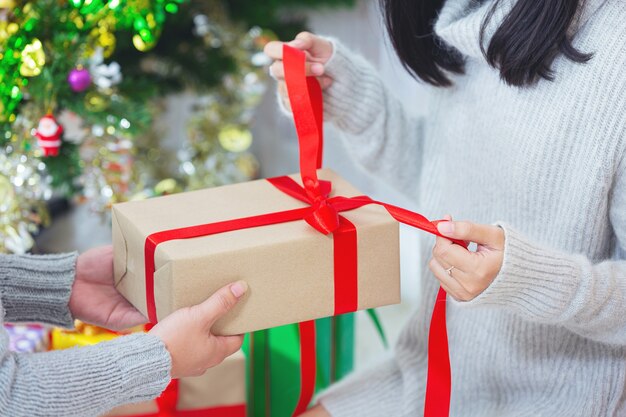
top-left (34, 114), bottom-right (63, 157)
top-left (67, 67), bottom-right (91, 92)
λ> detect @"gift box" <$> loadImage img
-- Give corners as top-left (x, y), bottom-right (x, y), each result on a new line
top-left (102, 351), bottom-right (246, 417)
top-left (114, 45), bottom-right (463, 416)
top-left (49, 321), bottom-right (137, 350)
top-left (112, 168), bottom-right (401, 336)
top-left (245, 314), bottom-right (360, 417)
top-left (5, 324), bottom-right (48, 353)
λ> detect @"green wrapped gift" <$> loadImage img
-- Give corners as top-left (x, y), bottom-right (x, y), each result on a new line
top-left (244, 312), bottom-right (386, 417)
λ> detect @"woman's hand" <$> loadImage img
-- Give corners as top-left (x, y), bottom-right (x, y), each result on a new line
top-left (149, 281), bottom-right (247, 378)
top-left (264, 32), bottom-right (334, 111)
top-left (70, 245), bottom-right (146, 330)
top-left (429, 216), bottom-right (505, 301)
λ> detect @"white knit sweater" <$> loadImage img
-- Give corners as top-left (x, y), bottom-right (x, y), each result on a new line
top-left (317, 0), bottom-right (626, 416)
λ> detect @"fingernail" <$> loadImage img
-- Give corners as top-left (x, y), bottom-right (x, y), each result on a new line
top-left (311, 63), bottom-right (324, 75)
top-left (289, 39), bottom-right (304, 48)
top-left (437, 221), bottom-right (455, 236)
top-left (230, 281), bottom-right (248, 298)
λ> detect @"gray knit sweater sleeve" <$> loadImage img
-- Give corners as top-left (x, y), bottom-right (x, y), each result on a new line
top-left (457, 153), bottom-right (626, 345)
top-left (322, 39), bottom-right (427, 195)
top-left (0, 253), bottom-right (172, 416)
top-left (0, 253), bottom-right (77, 327)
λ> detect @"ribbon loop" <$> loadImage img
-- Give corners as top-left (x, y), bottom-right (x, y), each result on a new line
top-left (304, 200), bottom-right (340, 234)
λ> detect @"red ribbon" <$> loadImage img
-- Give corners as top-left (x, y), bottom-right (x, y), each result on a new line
top-left (143, 46), bottom-right (463, 416)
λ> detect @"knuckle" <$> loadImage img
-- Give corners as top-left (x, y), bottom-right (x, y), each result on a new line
top-left (464, 280), bottom-right (482, 297)
top-left (433, 244), bottom-right (448, 259)
top-left (297, 31), bottom-right (312, 40)
top-left (217, 293), bottom-right (234, 312)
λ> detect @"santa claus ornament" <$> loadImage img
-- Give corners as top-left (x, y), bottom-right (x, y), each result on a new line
top-left (34, 114), bottom-right (63, 157)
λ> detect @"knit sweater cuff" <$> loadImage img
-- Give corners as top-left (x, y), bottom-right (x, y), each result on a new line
top-left (317, 357), bottom-right (403, 417)
top-left (0, 252), bottom-right (77, 327)
top-left (12, 333), bottom-right (171, 416)
top-left (107, 333), bottom-right (172, 405)
top-left (453, 223), bottom-right (580, 320)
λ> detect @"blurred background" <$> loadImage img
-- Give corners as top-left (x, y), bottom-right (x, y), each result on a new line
top-left (1, 0), bottom-right (430, 368)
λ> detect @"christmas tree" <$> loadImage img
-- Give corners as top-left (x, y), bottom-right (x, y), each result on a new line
top-left (0, 0), bottom-right (353, 253)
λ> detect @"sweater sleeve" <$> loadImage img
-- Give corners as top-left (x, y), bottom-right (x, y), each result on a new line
top-left (0, 331), bottom-right (171, 417)
top-left (316, 356), bottom-right (404, 417)
top-left (0, 252), bottom-right (77, 328)
top-left (312, 38), bottom-right (427, 194)
top-left (455, 155), bottom-right (626, 345)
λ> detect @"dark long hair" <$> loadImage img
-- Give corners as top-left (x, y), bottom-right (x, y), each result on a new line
top-left (381, 0), bottom-right (592, 87)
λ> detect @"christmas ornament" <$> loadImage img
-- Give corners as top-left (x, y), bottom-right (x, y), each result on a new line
top-left (67, 67), bottom-right (91, 92)
top-left (0, 0), bottom-right (16, 9)
top-left (57, 110), bottom-right (87, 144)
top-left (4, 222), bottom-right (34, 255)
top-left (34, 114), bottom-right (63, 157)
top-left (92, 61), bottom-right (122, 89)
top-left (218, 125), bottom-right (253, 152)
top-left (19, 38), bottom-right (45, 77)
top-left (89, 48), bottom-right (122, 90)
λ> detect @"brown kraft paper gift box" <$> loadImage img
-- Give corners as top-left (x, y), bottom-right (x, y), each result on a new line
top-left (112, 168), bottom-right (400, 336)
top-left (102, 351), bottom-right (246, 416)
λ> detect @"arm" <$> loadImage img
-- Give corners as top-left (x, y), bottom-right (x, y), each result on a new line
top-left (266, 33), bottom-right (427, 194)
top-left (322, 39), bottom-right (427, 193)
top-left (0, 252), bottom-right (77, 327)
top-left (0, 331), bottom-right (171, 417)
top-left (0, 274), bottom-right (247, 416)
top-left (465, 223), bottom-right (626, 345)
top-left (431, 155), bottom-right (626, 345)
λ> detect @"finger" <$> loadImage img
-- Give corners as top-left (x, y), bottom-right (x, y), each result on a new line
top-left (429, 258), bottom-right (472, 301)
top-left (264, 41), bottom-right (284, 60)
top-left (319, 75), bottom-right (333, 90)
top-left (437, 221), bottom-right (504, 248)
top-left (432, 235), bottom-right (474, 272)
top-left (270, 61), bottom-right (324, 80)
top-left (197, 281), bottom-right (248, 328)
top-left (215, 334), bottom-right (245, 358)
top-left (290, 31), bottom-right (315, 50)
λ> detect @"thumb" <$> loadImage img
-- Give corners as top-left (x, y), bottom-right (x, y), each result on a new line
top-left (196, 281), bottom-right (248, 328)
top-left (437, 221), bottom-right (504, 248)
top-left (215, 334), bottom-right (245, 358)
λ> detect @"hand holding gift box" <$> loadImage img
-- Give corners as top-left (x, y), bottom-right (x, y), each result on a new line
top-left (113, 45), bottom-right (467, 416)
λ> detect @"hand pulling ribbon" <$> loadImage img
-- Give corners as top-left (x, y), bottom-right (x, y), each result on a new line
top-left (144, 45), bottom-right (465, 416)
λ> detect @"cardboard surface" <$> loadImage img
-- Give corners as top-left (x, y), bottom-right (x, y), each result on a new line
top-left (103, 351), bottom-right (246, 416)
top-left (113, 169), bottom-right (400, 335)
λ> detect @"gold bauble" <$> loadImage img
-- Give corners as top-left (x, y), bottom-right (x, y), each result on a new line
top-left (132, 34), bottom-right (155, 52)
top-left (0, 0), bottom-right (15, 9)
top-left (20, 38), bottom-right (45, 77)
top-left (218, 125), bottom-right (253, 153)
top-left (154, 178), bottom-right (179, 196)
